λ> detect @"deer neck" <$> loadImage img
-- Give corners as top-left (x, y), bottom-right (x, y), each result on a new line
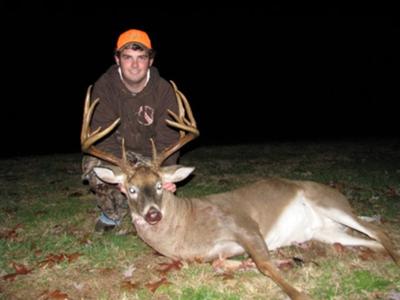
top-left (133, 192), bottom-right (194, 260)
top-left (161, 192), bottom-right (193, 218)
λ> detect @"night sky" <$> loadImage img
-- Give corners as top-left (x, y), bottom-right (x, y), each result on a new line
top-left (1, 6), bottom-right (399, 157)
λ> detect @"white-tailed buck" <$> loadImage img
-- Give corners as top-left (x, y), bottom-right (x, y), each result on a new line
top-left (81, 82), bottom-right (400, 300)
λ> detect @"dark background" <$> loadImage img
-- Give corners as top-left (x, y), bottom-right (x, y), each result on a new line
top-left (1, 5), bottom-right (399, 157)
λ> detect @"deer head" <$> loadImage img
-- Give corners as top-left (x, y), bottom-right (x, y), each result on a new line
top-left (81, 82), bottom-right (199, 224)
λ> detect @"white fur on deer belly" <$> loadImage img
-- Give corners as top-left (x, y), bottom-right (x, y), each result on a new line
top-left (265, 193), bottom-right (323, 250)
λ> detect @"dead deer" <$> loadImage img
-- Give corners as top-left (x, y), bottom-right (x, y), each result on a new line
top-left (81, 82), bottom-right (400, 300)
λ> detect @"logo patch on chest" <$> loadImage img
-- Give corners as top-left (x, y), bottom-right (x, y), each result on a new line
top-left (136, 105), bottom-right (154, 126)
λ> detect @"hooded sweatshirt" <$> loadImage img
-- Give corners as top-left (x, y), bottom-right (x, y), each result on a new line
top-left (90, 65), bottom-right (180, 165)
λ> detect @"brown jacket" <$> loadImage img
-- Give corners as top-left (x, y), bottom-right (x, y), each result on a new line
top-left (90, 65), bottom-right (179, 165)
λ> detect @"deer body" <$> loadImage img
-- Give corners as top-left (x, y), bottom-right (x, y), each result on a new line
top-left (129, 178), bottom-right (393, 262)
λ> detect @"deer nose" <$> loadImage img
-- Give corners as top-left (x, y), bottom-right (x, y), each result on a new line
top-left (145, 207), bottom-right (162, 225)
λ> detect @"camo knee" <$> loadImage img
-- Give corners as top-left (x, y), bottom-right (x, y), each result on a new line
top-left (93, 183), bottom-right (128, 222)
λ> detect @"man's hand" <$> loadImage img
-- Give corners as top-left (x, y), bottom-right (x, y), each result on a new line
top-left (163, 182), bottom-right (176, 193)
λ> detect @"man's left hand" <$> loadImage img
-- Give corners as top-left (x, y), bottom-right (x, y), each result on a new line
top-left (163, 182), bottom-right (176, 193)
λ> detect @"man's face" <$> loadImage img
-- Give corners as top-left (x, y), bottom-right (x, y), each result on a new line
top-left (115, 48), bottom-right (153, 85)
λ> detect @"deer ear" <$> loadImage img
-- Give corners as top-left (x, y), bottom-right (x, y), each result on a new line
top-left (93, 167), bottom-right (125, 184)
top-left (160, 165), bottom-right (195, 183)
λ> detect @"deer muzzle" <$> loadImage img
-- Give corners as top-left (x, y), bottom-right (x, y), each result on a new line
top-left (144, 206), bottom-right (162, 225)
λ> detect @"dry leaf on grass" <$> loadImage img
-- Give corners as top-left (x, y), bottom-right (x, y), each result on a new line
top-left (157, 260), bottom-right (183, 275)
top-left (38, 253), bottom-right (81, 269)
top-left (145, 277), bottom-right (170, 293)
top-left (0, 224), bottom-right (22, 240)
top-left (2, 262), bottom-right (32, 281)
top-left (123, 264), bottom-right (136, 278)
top-left (37, 289), bottom-right (70, 300)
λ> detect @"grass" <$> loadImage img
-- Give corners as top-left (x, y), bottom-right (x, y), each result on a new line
top-left (0, 138), bottom-right (399, 299)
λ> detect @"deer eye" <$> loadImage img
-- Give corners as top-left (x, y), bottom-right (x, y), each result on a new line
top-left (128, 186), bottom-right (138, 196)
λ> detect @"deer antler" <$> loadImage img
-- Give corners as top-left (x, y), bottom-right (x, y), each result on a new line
top-left (153, 81), bottom-right (200, 167)
top-left (81, 85), bottom-right (126, 167)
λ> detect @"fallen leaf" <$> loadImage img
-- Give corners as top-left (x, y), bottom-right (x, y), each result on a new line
top-left (145, 277), bottom-right (170, 293)
top-left (0, 224), bottom-right (22, 240)
top-left (157, 260), bottom-right (182, 275)
top-left (97, 267), bottom-right (114, 275)
top-left (123, 264), bottom-right (136, 278)
top-left (78, 233), bottom-right (93, 245)
top-left (385, 186), bottom-right (399, 197)
top-left (2, 262), bottom-right (32, 281)
top-left (333, 242), bottom-right (346, 253)
top-left (38, 289), bottom-right (70, 300)
top-left (121, 280), bottom-right (140, 291)
top-left (38, 253), bottom-right (81, 269)
top-left (215, 272), bottom-right (235, 280)
top-left (276, 259), bottom-right (294, 271)
top-left (38, 254), bottom-right (66, 269)
top-left (66, 253), bottom-right (81, 263)
top-left (72, 282), bottom-right (85, 291)
top-left (358, 248), bottom-right (376, 261)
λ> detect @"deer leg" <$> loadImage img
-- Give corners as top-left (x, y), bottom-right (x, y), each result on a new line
top-left (313, 228), bottom-right (384, 249)
top-left (355, 219), bottom-right (400, 265)
top-left (233, 222), bottom-right (312, 300)
top-left (317, 208), bottom-right (400, 265)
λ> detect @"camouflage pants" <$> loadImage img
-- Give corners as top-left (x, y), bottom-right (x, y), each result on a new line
top-left (82, 155), bottom-right (129, 225)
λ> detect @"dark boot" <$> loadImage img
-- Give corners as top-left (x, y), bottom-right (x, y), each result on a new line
top-left (95, 219), bottom-right (116, 232)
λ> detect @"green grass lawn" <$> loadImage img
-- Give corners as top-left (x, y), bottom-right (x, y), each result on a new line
top-left (1, 139), bottom-right (399, 299)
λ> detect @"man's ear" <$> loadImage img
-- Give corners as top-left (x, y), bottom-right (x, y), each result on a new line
top-left (115, 55), bottom-right (120, 66)
top-left (159, 165), bottom-right (195, 183)
top-left (93, 167), bottom-right (125, 185)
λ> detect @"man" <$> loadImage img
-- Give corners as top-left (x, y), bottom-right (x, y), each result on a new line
top-left (82, 29), bottom-right (180, 232)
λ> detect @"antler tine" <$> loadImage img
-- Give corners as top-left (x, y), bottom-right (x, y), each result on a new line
top-left (150, 138), bottom-right (158, 163)
top-left (153, 81), bottom-right (200, 167)
top-left (170, 81), bottom-right (185, 120)
top-left (81, 85), bottom-right (124, 167)
top-left (81, 85), bottom-right (96, 145)
top-left (167, 81), bottom-right (199, 136)
top-left (174, 83), bottom-right (197, 127)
